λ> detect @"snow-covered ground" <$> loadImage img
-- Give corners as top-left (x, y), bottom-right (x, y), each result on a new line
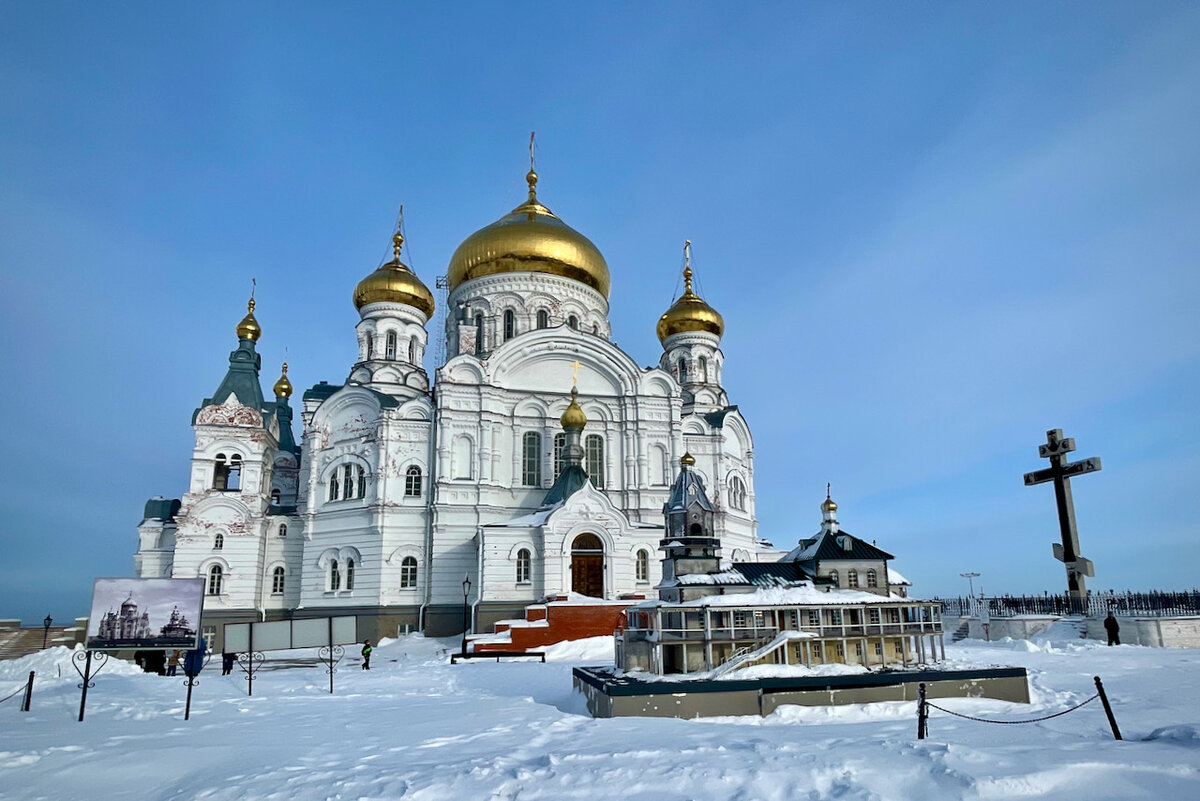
top-left (1, 630), bottom-right (1198, 800)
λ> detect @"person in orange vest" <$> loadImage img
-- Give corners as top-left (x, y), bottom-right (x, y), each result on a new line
top-left (361, 639), bottom-right (372, 670)
top-left (166, 650), bottom-right (181, 676)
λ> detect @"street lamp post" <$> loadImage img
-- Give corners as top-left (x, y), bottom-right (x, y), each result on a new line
top-left (42, 615), bottom-right (53, 650)
top-left (460, 574), bottom-right (472, 657)
top-left (960, 572), bottom-right (980, 598)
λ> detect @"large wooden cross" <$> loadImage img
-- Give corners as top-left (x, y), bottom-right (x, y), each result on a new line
top-left (1023, 428), bottom-right (1102, 601)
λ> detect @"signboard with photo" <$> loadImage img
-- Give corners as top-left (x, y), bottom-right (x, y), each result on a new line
top-left (85, 578), bottom-right (205, 650)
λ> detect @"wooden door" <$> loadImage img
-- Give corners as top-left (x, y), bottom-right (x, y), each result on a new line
top-left (571, 554), bottom-right (603, 597)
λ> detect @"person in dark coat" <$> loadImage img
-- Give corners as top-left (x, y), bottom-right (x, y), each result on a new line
top-left (222, 651), bottom-right (236, 675)
top-left (361, 639), bottom-right (372, 670)
top-left (1104, 612), bottom-right (1120, 646)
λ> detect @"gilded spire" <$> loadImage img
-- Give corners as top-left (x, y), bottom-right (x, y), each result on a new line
top-left (391, 204), bottom-right (405, 263)
top-left (560, 384), bottom-right (588, 430)
top-left (273, 362), bottom-right (293, 398)
top-left (235, 286), bottom-right (262, 342)
top-left (821, 483), bottom-right (838, 513)
top-left (526, 131), bottom-right (538, 203)
top-left (683, 240), bottom-right (695, 296)
top-left (656, 241), bottom-right (724, 343)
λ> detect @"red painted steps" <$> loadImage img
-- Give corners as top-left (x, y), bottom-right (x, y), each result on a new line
top-left (469, 594), bottom-right (648, 653)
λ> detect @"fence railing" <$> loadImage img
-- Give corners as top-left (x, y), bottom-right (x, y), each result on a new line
top-left (937, 591), bottom-right (1200, 619)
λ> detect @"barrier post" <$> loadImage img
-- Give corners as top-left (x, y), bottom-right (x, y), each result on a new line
top-left (21, 671), bottom-right (34, 712)
top-left (1094, 676), bottom-right (1122, 740)
top-left (917, 683), bottom-right (928, 740)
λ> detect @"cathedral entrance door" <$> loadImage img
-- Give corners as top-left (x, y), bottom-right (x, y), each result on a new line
top-left (570, 533), bottom-right (604, 598)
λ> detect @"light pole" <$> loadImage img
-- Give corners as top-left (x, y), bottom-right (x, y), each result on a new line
top-left (42, 615), bottom-right (53, 649)
top-left (960, 572), bottom-right (980, 598)
top-left (460, 574), bottom-right (472, 656)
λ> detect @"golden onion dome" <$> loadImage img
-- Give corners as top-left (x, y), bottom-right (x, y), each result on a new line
top-left (353, 230), bottom-right (436, 318)
top-left (821, 484), bottom-right (838, 513)
top-left (680, 452), bottom-right (696, 467)
top-left (236, 298), bottom-right (262, 342)
top-left (446, 170), bottom-right (610, 297)
top-left (273, 362), bottom-right (293, 398)
top-left (656, 245), bottom-right (723, 343)
top-left (560, 385), bottom-right (588, 430)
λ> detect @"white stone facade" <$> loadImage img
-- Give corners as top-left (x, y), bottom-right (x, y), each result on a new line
top-left (135, 193), bottom-right (763, 639)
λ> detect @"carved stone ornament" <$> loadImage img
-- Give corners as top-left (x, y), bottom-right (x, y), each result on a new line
top-left (197, 395), bottom-right (264, 428)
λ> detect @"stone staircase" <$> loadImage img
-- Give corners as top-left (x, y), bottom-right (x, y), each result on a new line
top-left (950, 620), bottom-right (972, 643)
top-left (0, 626), bottom-right (68, 662)
top-left (469, 595), bottom-right (647, 653)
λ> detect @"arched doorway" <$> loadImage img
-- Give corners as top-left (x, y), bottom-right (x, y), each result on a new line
top-left (570, 533), bottom-right (604, 598)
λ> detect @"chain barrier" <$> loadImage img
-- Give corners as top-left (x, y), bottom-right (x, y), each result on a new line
top-left (0, 683), bottom-right (27, 705)
top-left (926, 693), bottom-right (1098, 724)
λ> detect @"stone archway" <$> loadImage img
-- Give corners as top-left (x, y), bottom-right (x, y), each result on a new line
top-left (570, 533), bottom-right (604, 598)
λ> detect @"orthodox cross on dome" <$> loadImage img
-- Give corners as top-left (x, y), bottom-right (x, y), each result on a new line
top-left (392, 204), bottom-right (405, 261)
top-left (1023, 428), bottom-right (1102, 604)
top-left (683, 240), bottom-right (694, 293)
top-left (570, 359), bottom-right (581, 387)
top-left (526, 131), bottom-right (539, 202)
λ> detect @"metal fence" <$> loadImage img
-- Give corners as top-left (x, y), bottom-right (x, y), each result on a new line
top-left (936, 591), bottom-right (1200, 619)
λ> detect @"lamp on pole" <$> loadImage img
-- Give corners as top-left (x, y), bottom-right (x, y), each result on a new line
top-left (959, 572), bottom-right (980, 598)
top-left (42, 615), bottom-right (53, 649)
top-left (460, 574), bottom-right (472, 657)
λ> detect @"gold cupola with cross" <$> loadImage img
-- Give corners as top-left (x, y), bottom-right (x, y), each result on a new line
top-left (353, 217), bottom-right (435, 319)
top-left (446, 134), bottom-right (610, 298)
top-left (656, 241), bottom-right (723, 343)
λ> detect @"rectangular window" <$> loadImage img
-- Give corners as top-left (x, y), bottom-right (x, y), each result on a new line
top-left (869, 608), bottom-right (881, 625)
top-left (586, 435), bottom-right (604, 488)
top-left (807, 609), bottom-right (821, 628)
top-left (553, 433), bottom-right (565, 478)
top-left (733, 611), bottom-right (748, 629)
top-left (874, 641), bottom-right (883, 656)
top-left (522, 432), bottom-right (542, 486)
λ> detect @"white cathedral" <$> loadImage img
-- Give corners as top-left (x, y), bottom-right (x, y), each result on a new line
top-left (134, 166), bottom-right (765, 640)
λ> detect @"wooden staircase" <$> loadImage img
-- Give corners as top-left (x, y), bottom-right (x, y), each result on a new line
top-left (0, 626), bottom-right (69, 662)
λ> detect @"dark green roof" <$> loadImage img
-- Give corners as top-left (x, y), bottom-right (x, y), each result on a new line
top-left (194, 339), bottom-right (266, 423)
top-left (543, 465), bottom-right (590, 505)
top-left (301, 381), bottom-right (399, 409)
top-left (703, 405), bottom-right (739, 429)
top-left (141, 497), bottom-right (181, 524)
top-left (790, 530), bottom-right (894, 563)
top-left (731, 561), bottom-right (810, 586)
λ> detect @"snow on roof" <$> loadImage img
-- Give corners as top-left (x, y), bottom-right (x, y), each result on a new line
top-left (484, 503), bottom-right (563, 528)
top-left (888, 567), bottom-right (911, 585)
top-left (673, 570), bottom-right (750, 585)
top-left (676, 583), bottom-right (917, 608)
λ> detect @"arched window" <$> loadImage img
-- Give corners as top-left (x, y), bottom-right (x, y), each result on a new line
top-left (453, 436), bottom-right (473, 479)
top-left (729, 477), bottom-right (747, 511)
top-left (213, 533), bottom-right (224, 550)
top-left (567, 315), bottom-right (578, 330)
top-left (355, 465), bottom-right (367, 499)
top-left (474, 313), bottom-right (484, 351)
top-left (329, 559), bottom-right (341, 591)
top-left (648, 444), bottom-right (667, 486)
top-left (828, 570), bottom-right (839, 588)
top-left (536, 309), bottom-right (549, 329)
top-left (346, 558), bottom-right (355, 590)
top-left (207, 565), bottom-right (223, 596)
top-left (213, 453), bottom-right (229, 489)
top-left (516, 548), bottom-right (531, 584)
top-left (636, 549), bottom-right (649, 582)
top-left (342, 464), bottom-right (355, 500)
top-left (328, 467), bottom-right (341, 501)
top-left (366, 332), bottom-right (374, 360)
top-left (400, 556), bottom-right (418, 588)
top-left (586, 435), bottom-right (604, 488)
top-left (503, 309), bottom-right (515, 341)
top-left (279, 524), bottom-right (287, 538)
top-left (405, 465), bottom-right (422, 497)
top-left (678, 358), bottom-right (688, 382)
top-left (271, 489), bottom-right (281, 505)
top-left (867, 569), bottom-right (878, 588)
top-left (227, 455), bottom-right (241, 490)
top-left (698, 356), bottom-right (708, 381)
top-left (553, 433), bottom-right (565, 478)
top-left (848, 570), bottom-right (859, 588)
top-left (271, 567), bottom-right (285, 595)
top-left (408, 339), bottom-right (417, 364)
top-left (522, 431), bottom-right (542, 486)
top-left (592, 323), bottom-right (599, 335)
top-left (385, 331), bottom-right (397, 360)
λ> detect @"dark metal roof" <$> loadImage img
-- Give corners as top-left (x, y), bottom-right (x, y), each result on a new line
top-left (543, 465), bottom-right (590, 505)
top-left (665, 465), bottom-right (715, 514)
top-left (791, 530), bottom-right (894, 563)
top-left (731, 562), bottom-right (811, 586)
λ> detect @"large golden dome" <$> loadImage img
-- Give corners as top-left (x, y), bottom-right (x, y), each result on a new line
top-left (656, 254), bottom-right (724, 343)
top-left (353, 230), bottom-right (435, 318)
top-left (446, 171), bottom-right (610, 298)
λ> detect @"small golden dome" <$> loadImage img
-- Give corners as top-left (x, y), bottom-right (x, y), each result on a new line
top-left (560, 386), bottom-right (588, 430)
top-left (236, 298), bottom-right (262, 342)
top-left (656, 249), bottom-right (723, 343)
top-left (821, 484), bottom-right (838, 512)
top-left (446, 171), bottom-right (610, 297)
top-left (273, 362), bottom-right (293, 398)
top-left (680, 452), bottom-right (696, 467)
top-left (353, 230), bottom-right (436, 318)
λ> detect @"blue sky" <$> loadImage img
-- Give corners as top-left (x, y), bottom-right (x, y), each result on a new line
top-left (1, 2), bottom-right (1197, 624)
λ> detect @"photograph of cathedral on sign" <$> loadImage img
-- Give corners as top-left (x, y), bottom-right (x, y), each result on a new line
top-left (86, 578), bottom-right (204, 650)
